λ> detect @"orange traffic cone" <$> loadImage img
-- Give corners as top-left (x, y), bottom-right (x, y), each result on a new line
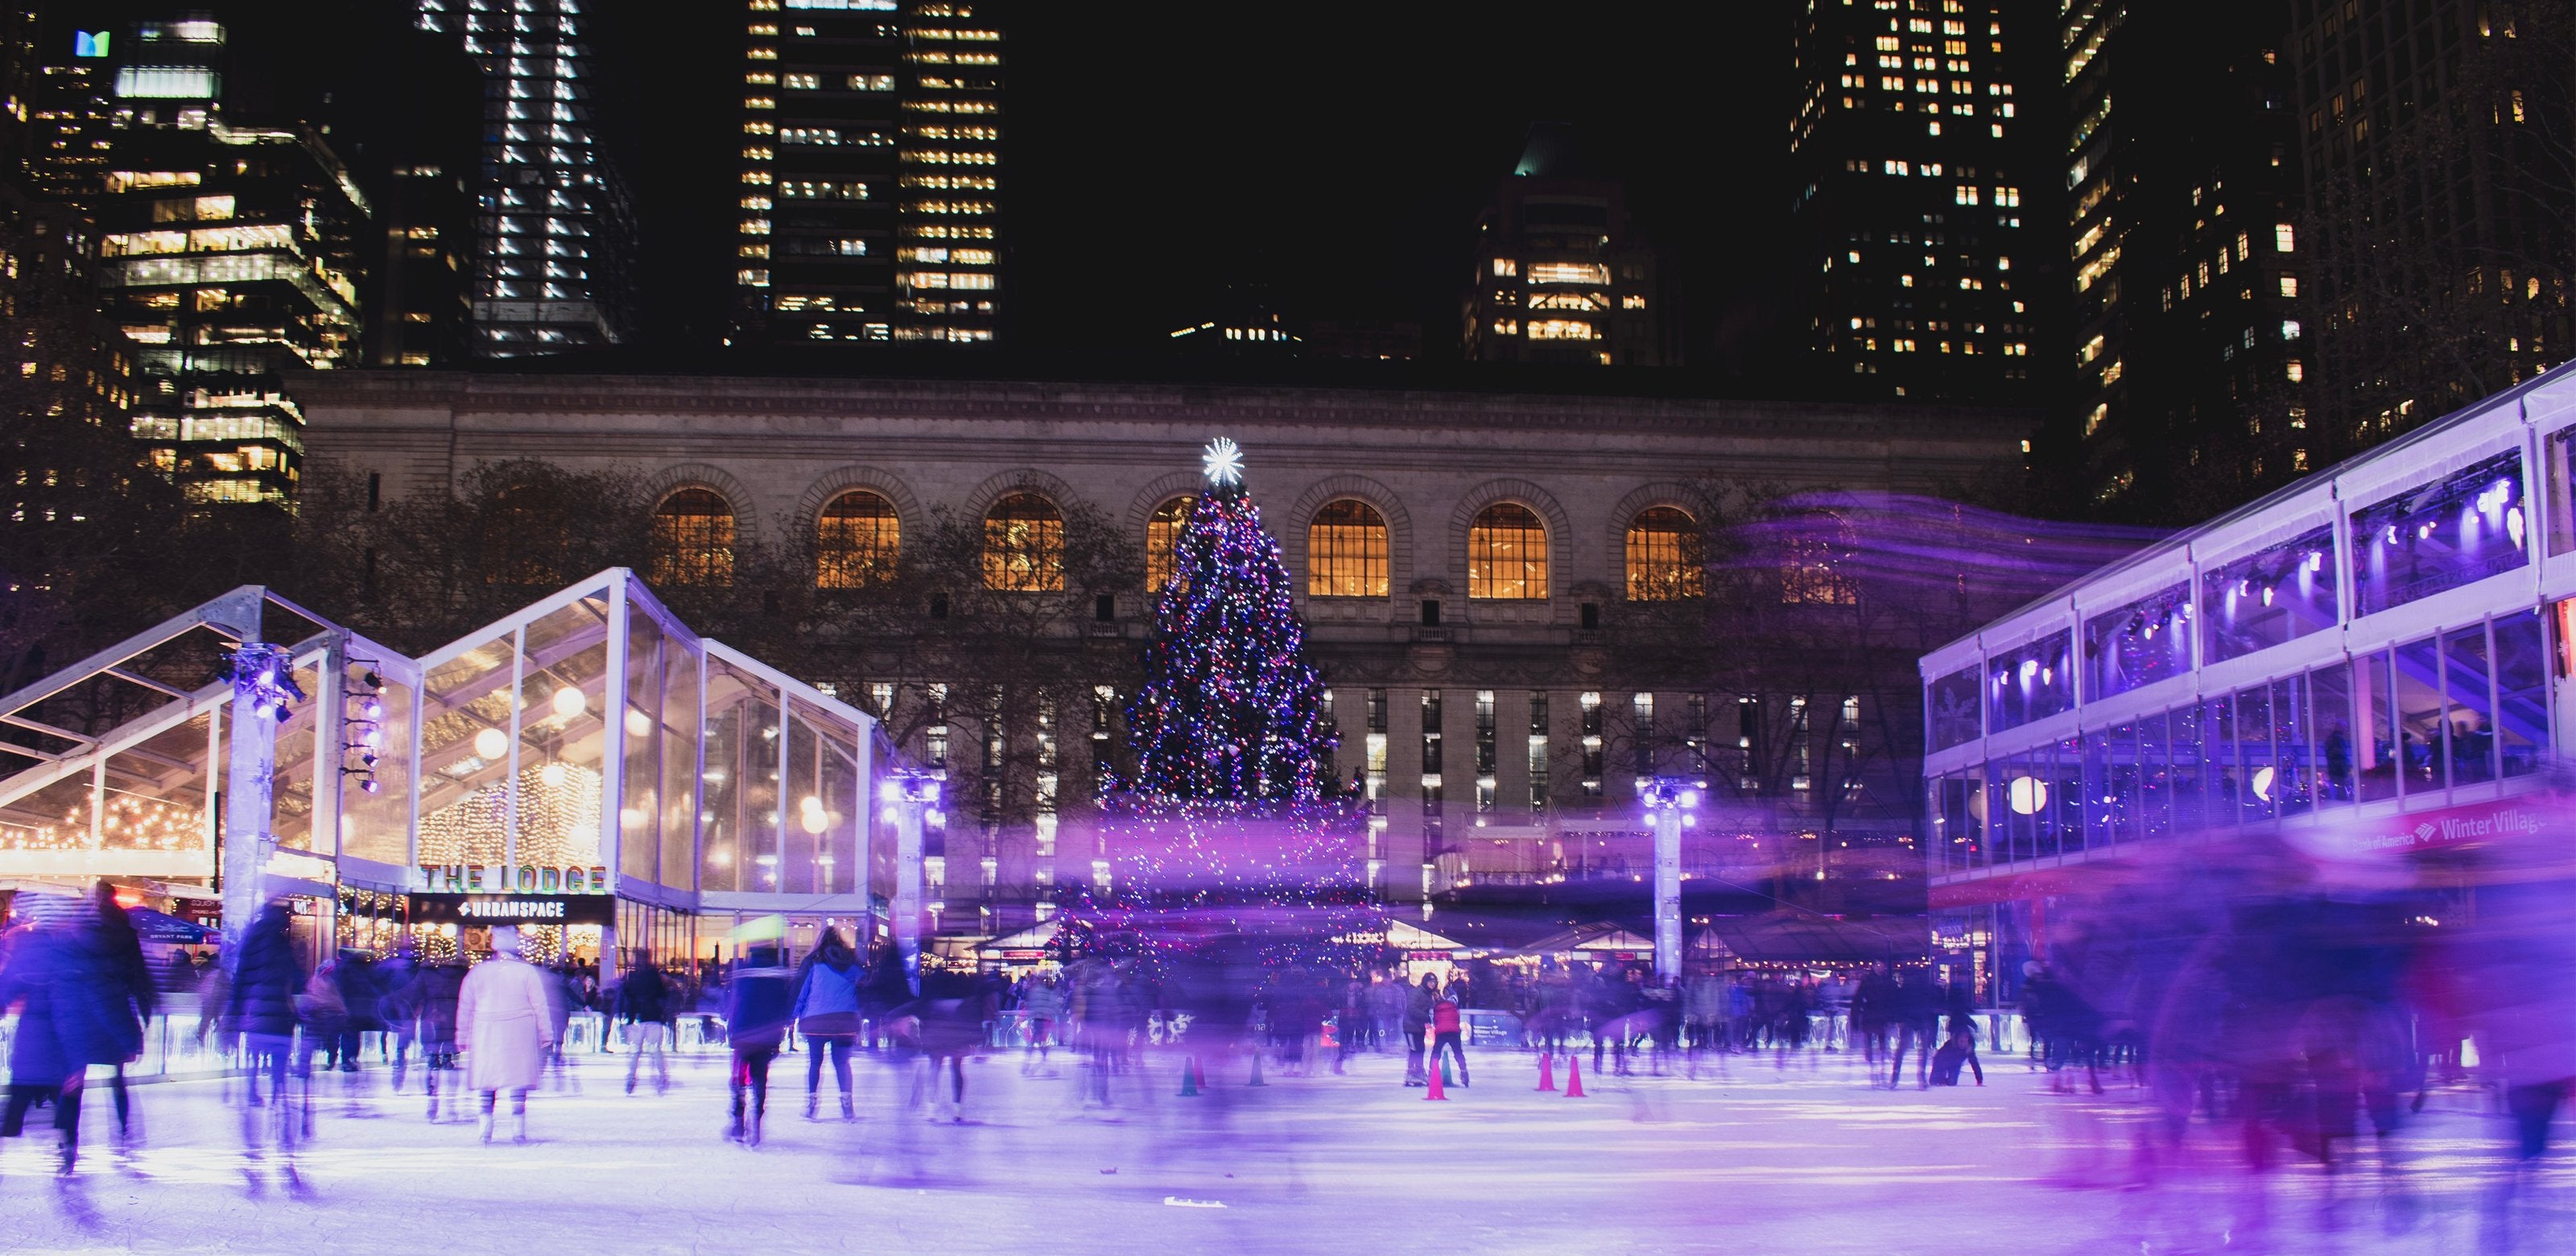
top-left (1563, 1053), bottom-right (1587, 1098)
top-left (1536, 1051), bottom-right (1556, 1092)
top-left (1423, 1051), bottom-right (1448, 1101)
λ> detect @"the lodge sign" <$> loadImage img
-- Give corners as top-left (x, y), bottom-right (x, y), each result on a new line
top-left (417, 864), bottom-right (609, 894)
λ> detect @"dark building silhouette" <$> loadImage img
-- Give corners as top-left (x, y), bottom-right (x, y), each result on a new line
top-left (1788, 0), bottom-right (2054, 402)
top-left (2288, 0), bottom-right (2570, 457)
top-left (1461, 123), bottom-right (1664, 367)
top-left (2058, 0), bottom-right (2309, 518)
top-left (732, 1), bottom-right (1004, 349)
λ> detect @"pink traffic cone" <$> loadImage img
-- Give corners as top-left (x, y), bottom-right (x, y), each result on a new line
top-left (1563, 1053), bottom-right (1587, 1098)
top-left (1536, 1051), bottom-right (1556, 1092)
top-left (1424, 1051), bottom-right (1449, 1101)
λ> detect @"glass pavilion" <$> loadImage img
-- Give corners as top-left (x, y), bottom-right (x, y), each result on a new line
top-left (0, 570), bottom-right (892, 969)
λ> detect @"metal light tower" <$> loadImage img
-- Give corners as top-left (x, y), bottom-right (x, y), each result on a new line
top-left (880, 771), bottom-right (943, 997)
top-left (220, 642), bottom-right (301, 940)
top-left (1640, 777), bottom-right (1699, 981)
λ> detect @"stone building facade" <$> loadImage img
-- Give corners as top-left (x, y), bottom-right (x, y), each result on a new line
top-left (297, 370), bottom-right (2029, 934)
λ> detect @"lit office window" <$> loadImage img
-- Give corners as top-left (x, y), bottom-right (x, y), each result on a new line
top-left (982, 493), bottom-right (1063, 591)
top-left (1624, 506), bottom-right (1703, 601)
top-left (650, 489), bottom-right (736, 588)
top-left (1307, 499), bottom-right (1389, 598)
top-left (1468, 503), bottom-right (1548, 600)
top-left (1146, 496), bottom-right (1196, 591)
top-left (815, 490), bottom-right (900, 589)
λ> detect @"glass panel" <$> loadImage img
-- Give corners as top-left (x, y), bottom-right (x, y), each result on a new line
top-left (699, 678), bottom-right (744, 894)
top-left (2357, 650), bottom-right (2399, 803)
top-left (2168, 703), bottom-right (2205, 836)
top-left (2235, 685), bottom-right (2274, 824)
top-left (421, 625), bottom-right (522, 869)
top-left (2202, 526), bottom-right (2337, 663)
top-left (2349, 449), bottom-right (2529, 616)
top-left (2051, 737), bottom-right (2083, 857)
top-left (1998, 752), bottom-right (2037, 863)
top-left (2273, 675), bottom-right (2312, 817)
top-left (343, 670), bottom-right (413, 865)
top-left (518, 605), bottom-right (609, 872)
top-left (1, 771), bottom-right (96, 853)
top-left (2442, 624), bottom-right (2497, 786)
top-left (99, 713), bottom-right (213, 855)
top-left (1985, 630), bottom-right (2074, 733)
top-left (270, 661), bottom-right (321, 852)
top-left (803, 704), bottom-right (863, 896)
top-left (1937, 772), bottom-right (1984, 871)
top-left (2202, 695), bottom-right (2238, 829)
top-left (2309, 661), bottom-right (2355, 807)
top-left (783, 711), bottom-right (819, 894)
top-left (2137, 712), bottom-right (2171, 841)
top-left (2546, 427), bottom-right (2576, 556)
top-left (704, 658), bottom-right (779, 892)
top-left (2080, 729), bottom-right (2112, 852)
top-left (621, 610), bottom-right (663, 884)
top-left (2393, 637), bottom-right (2444, 795)
top-left (2083, 584), bottom-right (2191, 700)
top-left (2495, 609), bottom-right (2549, 778)
top-left (1928, 664), bottom-right (1981, 750)
top-left (659, 640), bottom-right (700, 893)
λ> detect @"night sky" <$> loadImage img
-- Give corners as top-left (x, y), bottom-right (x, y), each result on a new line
top-left (599, 2), bottom-right (1785, 372)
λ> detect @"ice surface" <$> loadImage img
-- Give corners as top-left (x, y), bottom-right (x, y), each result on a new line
top-left (0, 1043), bottom-right (2564, 1254)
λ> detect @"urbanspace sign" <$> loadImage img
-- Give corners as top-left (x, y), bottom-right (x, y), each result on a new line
top-left (418, 864), bottom-right (609, 894)
top-left (405, 893), bottom-right (616, 926)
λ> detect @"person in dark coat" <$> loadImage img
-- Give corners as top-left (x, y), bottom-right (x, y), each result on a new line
top-left (724, 944), bottom-right (796, 1145)
top-left (375, 947), bottom-right (421, 1092)
top-left (0, 914), bottom-right (134, 1174)
top-left (617, 961), bottom-right (674, 1094)
top-left (224, 900), bottom-right (305, 1162)
top-left (332, 951), bottom-right (382, 1072)
top-left (87, 882), bottom-right (157, 1149)
top-left (415, 957), bottom-right (466, 1121)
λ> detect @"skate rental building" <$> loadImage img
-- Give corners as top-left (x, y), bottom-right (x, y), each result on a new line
top-left (0, 568), bottom-right (896, 969)
top-left (1920, 367), bottom-right (2576, 1002)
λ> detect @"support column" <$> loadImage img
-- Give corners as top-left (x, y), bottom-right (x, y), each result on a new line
top-left (221, 642), bottom-right (295, 941)
top-left (887, 771), bottom-right (939, 998)
top-left (1643, 777), bottom-right (1693, 982)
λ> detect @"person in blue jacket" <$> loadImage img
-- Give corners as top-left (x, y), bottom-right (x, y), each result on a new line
top-left (791, 927), bottom-right (865, 1120)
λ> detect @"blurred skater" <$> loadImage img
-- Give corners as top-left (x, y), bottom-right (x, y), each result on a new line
top-left (617, 959), bottom-right (674, 1095)
top-left (725, 944), bottom-right (795, 1145)
top-left (456, 925), bottom-right (555, 1144)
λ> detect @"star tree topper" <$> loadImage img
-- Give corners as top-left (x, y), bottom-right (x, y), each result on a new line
top-left (1201, 436), bottom-right (1245, 490)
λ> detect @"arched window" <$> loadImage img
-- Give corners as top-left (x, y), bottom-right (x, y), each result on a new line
top-left (1308, 498), bottom-right (1389, 598)
top-left (483, 485), bottom-right (559, 585)
top-left (982, 492), bottom-right (1064, 591)
top-left (650, 488), bottom-right (735, 587)
top-left (1624, 506), bottom-right (1703, 601)
top-left (1468, 502), bottom-right (1548, 600)
top-left (1145, 495), bottom-right (1196, 591)
top-left (816, 490), bottom-right (901, 589)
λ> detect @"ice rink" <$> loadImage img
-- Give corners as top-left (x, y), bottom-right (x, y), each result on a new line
top-left (0, 1042), bottom-right (2566, 1254)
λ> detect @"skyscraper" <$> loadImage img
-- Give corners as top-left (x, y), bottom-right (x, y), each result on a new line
top-left (417, 0), bottom-right (638, 357)
top-left (92, 14), bottom-right (366, 505)
top-left (1459, 123), bottom-right (1664, 367)
top-left (733, 0), bottom-right (1001, 349)
top-left (2058, 1), bottom-right (2308, 518)
top-left (2289, 0), bottom-right (2569, 452)
top-left (1788, 0), bottom-right (2051, 401)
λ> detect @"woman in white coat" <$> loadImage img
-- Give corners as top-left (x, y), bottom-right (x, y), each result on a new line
top-left (456, 926), bottom-right (555, 1144)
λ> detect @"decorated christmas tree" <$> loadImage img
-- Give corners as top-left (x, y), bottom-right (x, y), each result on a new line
top-left (1082, 439), bottom-right (1367, 952)
top-left (1125, 437), bottom-right (1337, 804)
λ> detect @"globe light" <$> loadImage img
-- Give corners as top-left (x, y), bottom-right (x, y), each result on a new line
top-left (800, 808), bottom-right (828, 836)
top-left (625, 709), bottom-right (652, 737)
top-left (552, 687), bottom-right (587, 719)
top-left (539, 761), bottom-right (568, 789)
top-left (2007, 775), bottom-right (2049, 816)
top-left (473, 727), bottom-right (510, 760)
